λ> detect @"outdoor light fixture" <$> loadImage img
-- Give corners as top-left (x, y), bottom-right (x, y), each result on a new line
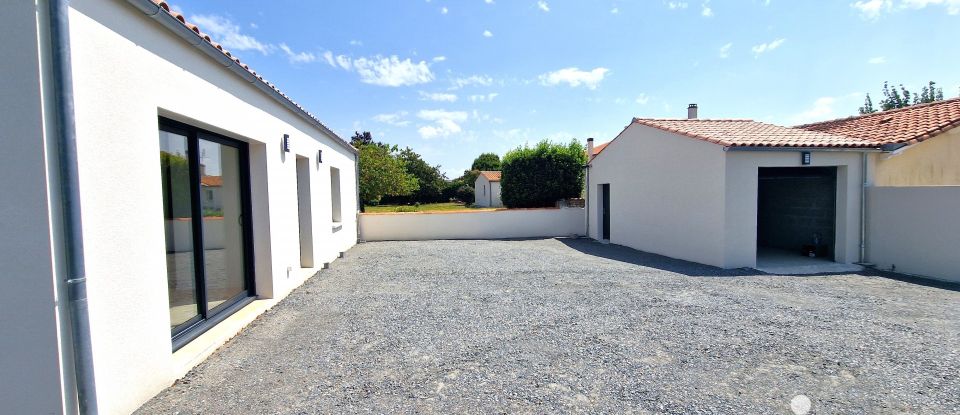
top-left (282, 134), bottom-right (290, 153)
top-left (318, 149), bottom-right (323, 164)
top-left (801, 151), bottom-right (811, 165)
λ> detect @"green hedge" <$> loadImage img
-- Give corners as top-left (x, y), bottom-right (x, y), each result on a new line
top-left (500, 140), bottom-right (586, 208)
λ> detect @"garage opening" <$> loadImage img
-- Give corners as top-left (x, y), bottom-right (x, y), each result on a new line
top-left (756, 167), bottom-right (838, 271)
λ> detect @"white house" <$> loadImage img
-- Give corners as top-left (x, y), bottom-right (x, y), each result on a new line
top-left (587, 102), bottom-right (960, 281)
top-left (1, 1), bottom-right (359, 414)
top-left (474, 171), bottom-right (503, 207)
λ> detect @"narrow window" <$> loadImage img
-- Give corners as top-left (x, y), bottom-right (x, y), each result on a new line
top-left (330, 167), bottom-right (342, 223)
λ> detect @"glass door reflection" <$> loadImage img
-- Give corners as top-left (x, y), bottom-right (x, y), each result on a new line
top-left (198, 137), bottom-right (248, 312)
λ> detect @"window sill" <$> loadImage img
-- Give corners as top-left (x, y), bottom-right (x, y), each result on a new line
top-left (332, 222), bottom-right (343, 232)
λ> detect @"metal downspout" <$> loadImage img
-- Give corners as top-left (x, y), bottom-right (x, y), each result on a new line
top-left (860, 152), bottom-right (867, 263)
top-left (47, 0), bottom-right (98, 413)
top-left (584, 163), bottom-right (590, 238)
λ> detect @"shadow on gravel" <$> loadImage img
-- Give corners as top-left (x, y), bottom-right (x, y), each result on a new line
top-left (559, 238), bottom-right (960, 290)
top-left (558, 238), bottom-right (764, 277)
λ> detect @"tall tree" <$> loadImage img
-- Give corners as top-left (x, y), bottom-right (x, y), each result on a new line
top-left (385, 148), bottom-right (448, 204)
top-left (350, 131), bottom-right (375, 148)
top-left (358, 142), bottom-right (418, 205)
top-left (859, 94), bottom-right (877, 114)
top-left (869, 81), bottom-right (945, 112)
top-left (500, 140), bottom-right (587, 208)
top-left (471, 153), bottom-right (501, 171)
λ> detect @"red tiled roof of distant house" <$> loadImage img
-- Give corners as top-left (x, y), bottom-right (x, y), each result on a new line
top-left (200, 176), bottom-right (222, 187)
top-left (796, 97), bottom-right (960, 146)
top-left (479, 171), bottom-right (502, 181)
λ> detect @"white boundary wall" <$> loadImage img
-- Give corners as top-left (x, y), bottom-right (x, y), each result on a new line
top-left (360, 208), bottom-right (585, 241)
top-left (866, 186), bottom-right (960, 283)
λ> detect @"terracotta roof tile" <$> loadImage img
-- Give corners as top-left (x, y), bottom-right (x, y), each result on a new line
top-left (201, 175), bottom-right (222, 187)
top-left (796, 97), bottom-right (960, 146)
top-left (479, 171), bottom-right (502, 181)
top-left (632, 119), bottom-right (875, 148)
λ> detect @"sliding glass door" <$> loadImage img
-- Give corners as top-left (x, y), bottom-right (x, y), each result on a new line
top-left (159, 118), bottom-right (254, 347)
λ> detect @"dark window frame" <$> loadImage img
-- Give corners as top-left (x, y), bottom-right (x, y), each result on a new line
top-left (159, 117), bottom-right (257, 351)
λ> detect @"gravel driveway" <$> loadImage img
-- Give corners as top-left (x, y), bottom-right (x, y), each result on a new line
top-left (137, 238), bottom-right (960, 414)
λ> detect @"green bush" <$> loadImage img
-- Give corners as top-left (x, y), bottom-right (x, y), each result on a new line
top-left (500, 139), bottom-right (587, 208)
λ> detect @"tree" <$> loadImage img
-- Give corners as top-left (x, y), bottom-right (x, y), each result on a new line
top-left (358, 143), bottom-right (418, 205)
top-left (350, 131), bottom-right (375, 148)
top-left (868, 81), bottom-right (945, 112)
top-left (382, 148), bottom-right (447, 204)
top-left (858, 94), bottom-right (877, 114)
top-left (471, 153), bottom-right (501, 171)
top-left (159, 151), bottom-right (192, 218)
top-left (500, 139), bottom-right (587, 208)
top-left (442, 169), bottom-right (479, 203)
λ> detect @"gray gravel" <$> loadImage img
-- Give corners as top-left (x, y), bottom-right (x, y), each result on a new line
top-left (136, 238), bottom-right (960, 414)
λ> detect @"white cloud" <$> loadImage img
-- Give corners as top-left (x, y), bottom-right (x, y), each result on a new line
top-left (372, 111), bottom-right (410, 127)
top-left (323, 54), bottom-right (435, 86)
top-left (417, 110), bottom-right (469, 139)
top-left (667, 1), bottom-right (689, 9)
top-left (901, 0), bottom-right (960, 14)
top-left (719, 42), bottom-right (733, 58)
top-left (611, 7), bottom-right (620, 13)
top-left (701, 0), bottom-right (714, 16)
top-left (278, 43), bottom-right (316, 63)
top-left (635, 93), bottom-right (650, 105)
top-left (538, 1), bottom-right (551, 12)
top-left (469, 93), bottom-right (500, 102)
top-left (868, 56), bottom-right (887, 64)
top-left (483, 30), bottom-right (494, 37)
top-left (349, 39), bottom-right (363, 46)
top-left (441, 6), bottom-right (449, 14)
top-left (450, 75), bottom-right (495, 89)
top-left (419, 91), bottom-right (458, 102)
top-left (789, 93), bottom-right (862, 124)
top-left (539, 67), bottom-right (610, 89)
top-left (432, 56), bottom-right (447, 62)
top-left (485, 0), bottom-right (495, 3)
top-left (190, 14), bottom-right (272, 54)
top-left (851, 0), bottom-right (892, 19)
top-left (751, 38), bottom-right (786, 56)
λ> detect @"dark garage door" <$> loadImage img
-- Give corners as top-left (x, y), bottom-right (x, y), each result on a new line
top-left (757, 167), bottom-right (837, 259)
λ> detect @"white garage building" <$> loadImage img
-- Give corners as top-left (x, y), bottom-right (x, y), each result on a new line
top-left (1, 0), bottom-right (358, 413)
top-left (586, 108), bottom-right (877, 270)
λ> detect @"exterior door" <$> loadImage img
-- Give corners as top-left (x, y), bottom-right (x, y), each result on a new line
top-left (159, 118), bottom-right (255, 349)
top-left (601, 184), bottom-right (611, 240)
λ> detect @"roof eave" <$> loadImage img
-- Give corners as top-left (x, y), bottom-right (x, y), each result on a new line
top-left (126, 0), bottom-right (358, 155)
top-left (723, 145), bottom-right (884, 152)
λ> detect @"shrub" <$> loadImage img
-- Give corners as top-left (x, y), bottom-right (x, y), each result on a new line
top-left (500, 139), bottom-right (587, 208)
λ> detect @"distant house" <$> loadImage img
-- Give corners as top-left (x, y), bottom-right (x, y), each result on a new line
top-left (474, 171), bottom-right (503, 207)
top-left (587, 101), bottom-right (960, 281)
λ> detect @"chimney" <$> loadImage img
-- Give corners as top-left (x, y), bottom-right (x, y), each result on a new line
top-left (687, 103), bottom-right (698, 120)
top-left (586, 137), bottom-right (595, 161)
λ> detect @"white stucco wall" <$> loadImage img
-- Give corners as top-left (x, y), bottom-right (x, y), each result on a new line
top-left (723, 151), bottom-right (864, 268)
top-left (1, 1), bottom-right (360, 414)
top-left (360, 208), bottom-right (585, 241)
top-left (0, 2), bottom-right (72, 414)
top-left (491, 181), bottom-right (502, 207)
top-left (871, 128), bottom-right (960, 186)
top-left (587, 124), bottom-right (728, 267)
top-left (866, 186), bottom-right (960, 282)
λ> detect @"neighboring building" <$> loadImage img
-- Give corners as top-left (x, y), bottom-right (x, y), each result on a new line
top-left (587, 102), bottom-right (960, 280)
top-left (475, 171), bottom-right (503, 207)
top-left (1, 1), bottom-right (358, 414)
top-left (797, 97), bottom-right (960, 186)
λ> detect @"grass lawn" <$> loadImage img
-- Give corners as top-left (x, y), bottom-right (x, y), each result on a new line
top-left (363, 202), bottom-right (495, 213)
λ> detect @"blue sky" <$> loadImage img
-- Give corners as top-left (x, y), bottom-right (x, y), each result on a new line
top-left (171, 0), bottom-right (960, 177)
